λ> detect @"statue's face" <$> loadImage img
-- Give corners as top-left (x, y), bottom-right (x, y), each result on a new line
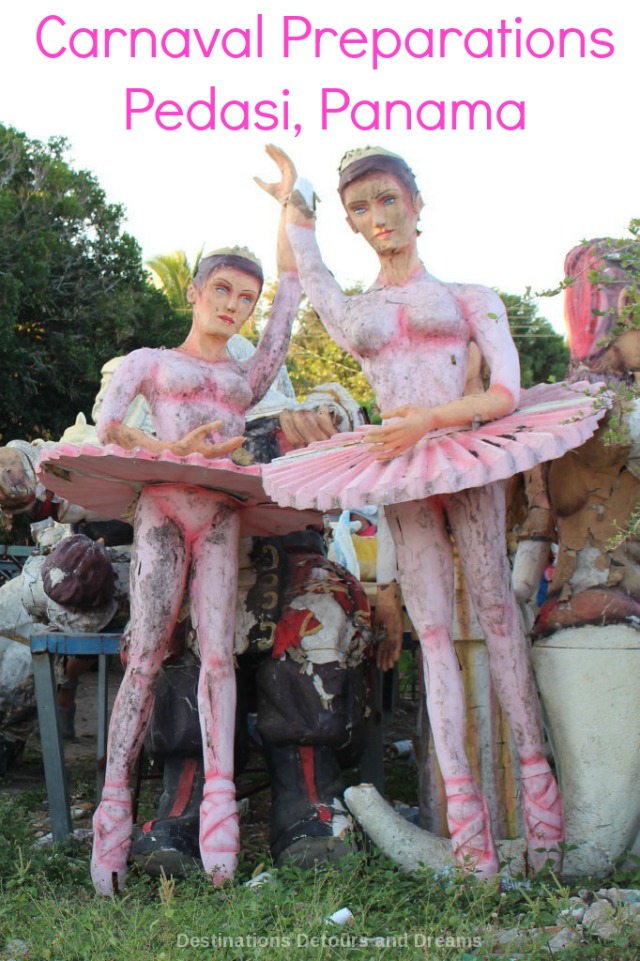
top-left (0, 448), bottom-right (36, 511)
top-left (342, 172), bottom-right (423, 255)
top-left (188, 268), bottom-right (260, 339)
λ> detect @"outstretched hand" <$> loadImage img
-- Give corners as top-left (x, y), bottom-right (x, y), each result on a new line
top-left (169, 421), bottom-right (245, 460)
top-left (254, 144), bottom-right (297, 205)
top-left (366, 405), bottom-right (433, 461)
top-left (278, 407), bottom-right (337, 449)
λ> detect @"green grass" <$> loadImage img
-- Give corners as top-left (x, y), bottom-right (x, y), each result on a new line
top-left (2, 788), bottom-right (640, 961)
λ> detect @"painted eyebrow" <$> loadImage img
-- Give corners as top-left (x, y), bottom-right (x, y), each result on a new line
top-left (212, 275), bottom-right (258, 296)
top-left (375, 187), bottom-right (399, 199)
top-left (347, 186), bottom-right (399, 207)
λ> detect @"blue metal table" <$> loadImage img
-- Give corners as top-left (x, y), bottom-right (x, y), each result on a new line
top-left (29, 633), bottom-right (122, 842)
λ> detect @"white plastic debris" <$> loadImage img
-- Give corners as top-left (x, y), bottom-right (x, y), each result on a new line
top-left (326, 907), bottom-right (354, 927)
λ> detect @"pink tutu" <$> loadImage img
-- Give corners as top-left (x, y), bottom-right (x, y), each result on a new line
top-left (37, 443), bottom-right (321, 537)
top-left (262, 381), bottom-right (609, 511)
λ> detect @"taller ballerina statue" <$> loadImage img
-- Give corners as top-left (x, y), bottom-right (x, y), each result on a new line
top-left (261, 146), bottom-right (608, 877)
top-left (88, 153), bottom-right (302, 895)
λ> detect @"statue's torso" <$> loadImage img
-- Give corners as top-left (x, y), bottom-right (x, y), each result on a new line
top-left (344, 276), bottom-right (471, 410)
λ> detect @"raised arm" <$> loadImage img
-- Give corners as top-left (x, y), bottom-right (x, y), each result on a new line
top-left (245, 271), bottom-right (301, 404)
top-left (255, 145), bottom-right (354, 357)
top-left (247, 145), bottom-right (302, 402)
top-left (287, 226), bottom-right (355, 357)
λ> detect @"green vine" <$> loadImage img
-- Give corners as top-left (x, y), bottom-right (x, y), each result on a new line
top-left (607, 501), bottom-right (640, 553)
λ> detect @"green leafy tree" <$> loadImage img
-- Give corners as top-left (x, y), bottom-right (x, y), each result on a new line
top-left (498, 291), bottom-right (570, 387)
top-left (252, 281), bottom-right (374, 409)
top-left (146, 248), bottom-right (203, 314)
top-left (0, 124), bottom-right (182, 441)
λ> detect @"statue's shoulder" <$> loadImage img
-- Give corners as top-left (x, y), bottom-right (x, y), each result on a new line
top-left (448, 282), bottom-right (505, 320)
top-left (131, 345), bottom-right (166, 362)
top-left (113, 346), bottom-right (163, 379)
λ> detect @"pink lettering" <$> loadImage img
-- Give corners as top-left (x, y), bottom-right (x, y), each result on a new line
top-left (126, 88), bottom-right (155, 130)
top-left (372, 28), bottom-right (401, 70)
top-left (36, 14), bottom-right (65, 58)
top-left (321, 88), bottom-right (350, 128)
top-left (283, 17), bottom-right (311, 56)
top-left (339, 28), bottom-right (367, 58)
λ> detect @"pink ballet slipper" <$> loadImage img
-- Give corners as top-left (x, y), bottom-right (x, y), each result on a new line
top-left (445, 776), bottom-right (499, 879)
top-left (199, 775), bottom-right (239, 885)
top-left (90, 782), bottom-right (133, 896)
top-left (520, 755), bottom-right (565, 873)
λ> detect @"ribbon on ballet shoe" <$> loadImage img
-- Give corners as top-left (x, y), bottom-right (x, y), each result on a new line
top-left (90, 781), bottom-right (133, 897)
top-left (444, 776), bottom-right (499, 879)
top-left (199, 775), bottom-right (239, 884)
top-left (520, 755), bottom-right (565, 873)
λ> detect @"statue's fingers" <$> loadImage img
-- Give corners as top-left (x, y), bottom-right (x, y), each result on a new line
top-left (305, 409), bottom-right (336, 440)
top-left (379, 406), bottom-right (408, 420)
top-left (194, 420), bottom-right (223, 438)
top-left (314, 407), bottom-right (338, 438)
top-left (254, 175), bottom-right (275, 195)
top-left (293, 410), bottom-right (330, 444)
top-left (265, 142), bottom-right (283, 160)
top-left (265, 143), bottom-right (295, 175)
top-left (202, 436), bottom-right (245, 459)
top-left (278, 410), bottom-right (307, 448)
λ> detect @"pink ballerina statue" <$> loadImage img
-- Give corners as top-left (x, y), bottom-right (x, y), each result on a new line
top-left (89, 156), bottom-right (301, 895)
top-left (260, 145), bottom-right (583, 877)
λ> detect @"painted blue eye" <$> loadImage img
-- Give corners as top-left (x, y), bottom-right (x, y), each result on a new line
top-left (241, 295), bottom-right (254, 305)
top-left (382, 196), bottom-right (396, 206)
top-left (352, 205), bottom-right (366, 215)
top-left (215, 285), bottom-right (228, 295)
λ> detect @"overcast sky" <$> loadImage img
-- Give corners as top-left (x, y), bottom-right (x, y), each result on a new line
top-left (2, 0), bottom-right (638, 334)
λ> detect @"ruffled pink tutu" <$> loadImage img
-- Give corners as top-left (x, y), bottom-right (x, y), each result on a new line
top-left (37, 444), bottom-right (321, 537)
top-left (262, 381), bottom-right (608, 511)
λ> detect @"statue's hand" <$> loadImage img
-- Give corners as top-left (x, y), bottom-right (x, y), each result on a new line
top-left (374, 582), bottom-right (404, 671)
top-left (170, 422), bottom-right (245, 459)
top-left (254, 144), bottom-right (297, 204)
top-left (0, 448), bottom-right (37, 511)
top-left (278, 407), bottom-right (337, 449)
top-left (366, 405), bottom-right (432, 461)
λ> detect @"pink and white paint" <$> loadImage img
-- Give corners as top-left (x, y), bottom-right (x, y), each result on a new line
top-left (90, 161), bottom-right (301, 895)
top-left (263, 145), bottom-right (565, 877)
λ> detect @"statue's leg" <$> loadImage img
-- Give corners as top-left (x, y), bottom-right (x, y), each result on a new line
top-left (91, 488), bottom-right (189, 896)
top-left (386, 498), bottom-right (499, 877)
top-left (449, 483), bottom-right (564, 871)
top-left (189, 500), bottom-right (240, 885)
